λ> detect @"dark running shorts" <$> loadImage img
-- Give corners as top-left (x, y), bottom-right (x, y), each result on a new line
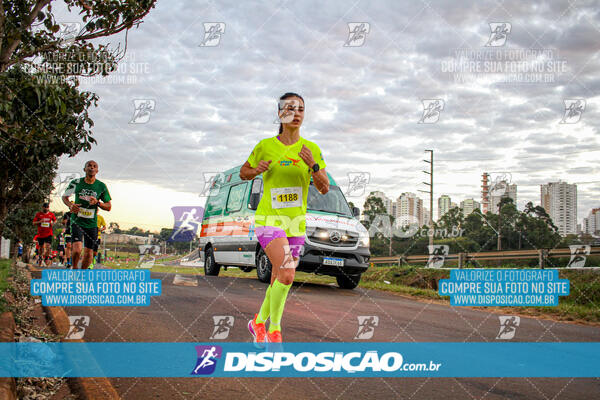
top-left (37, 236), bottom-right (52, 246)
top-left (71, 223), bottom-right (98, 250)
top-left (92, 238), bottom-right (101, 252)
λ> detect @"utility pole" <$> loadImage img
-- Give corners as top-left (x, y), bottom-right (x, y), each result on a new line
top-left (419, 150), bottom-right (434, 247)
top-left (497, 199), bottom-right (503, 251)
top-left (497, 211), bottom-right (502, 250)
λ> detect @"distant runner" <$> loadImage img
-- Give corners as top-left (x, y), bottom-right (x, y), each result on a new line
top-left (33, 235), bottom-right (40, 265)
top-left (91, 212), bottom-right (107, 269)
top-left (241, 92), bottom-right (329, 345)
top-left (57, 232), bottom-right (66, 266)
top-left (17, 241), bottom-right (23, 260)
top-left (62, 160), bottom-right (112, 269)
top-left (32, 202), bottom-right (56, 267)
top-left (62, 212), bottom-right (73, 267)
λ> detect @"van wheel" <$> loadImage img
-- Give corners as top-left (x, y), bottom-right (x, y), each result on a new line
top-left (204, 248), bottom-right (221, 276)
top-left (336, 274), bottom-right (361, 289)
top-left (256, 248), bottom-right (272, 283)
top-left (240, 266), bottom-right (253, 273)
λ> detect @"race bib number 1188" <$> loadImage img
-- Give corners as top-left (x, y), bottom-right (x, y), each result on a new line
top-left (271, 187), bottom-right (302, 209)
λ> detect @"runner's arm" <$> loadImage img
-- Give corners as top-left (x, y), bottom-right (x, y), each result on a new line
top-left (240, 161), bottom-right (257, 180)
top-left (240, 160), bottom-right (271, 180)
top-left (298, 145), bottom-right (329, 195)
top-left (312, 168), bottom-right (329, 195)
top-left (98, 201), bottom-right (111, 212)
top-left (62, 195), bottom-right (74, 209)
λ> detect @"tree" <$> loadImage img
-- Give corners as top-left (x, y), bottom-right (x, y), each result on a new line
top-left (362, 192), bottom-right (391, 230)
top-left (108, 221), bottom-right (120, 233)
top-left (0, 66), bottom-right (97, 235)
top-left (159, 228), bottom-right (174, 242)
top-left (437, 206), bottom-right (464, 231)
top-left (0, 0), bottom-right (156, 237)
top-left (1, 0), bottom-right (156, 73)
top-left (2, 157), bottom-right (57, 258)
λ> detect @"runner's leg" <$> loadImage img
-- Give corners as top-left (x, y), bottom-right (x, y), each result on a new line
top-left (81, 227), bottom-right (97, 269)
top-left (254, 226), bottom-right (287, 323)
top-left (65, 241), bottom-right (72, 266)
top-left (265, 237), bottom-right (295, 333)
top-left (72, 241), bottom-right (82, 268)
top-left (71, 224), bottom-right (83, 268)
top-left (43, 241), bottom-right (51, 266)
top-left (82, 248), bottom-right (94, 269)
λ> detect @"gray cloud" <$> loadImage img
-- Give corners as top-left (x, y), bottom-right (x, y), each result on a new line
top-left (55, 0), bottom-right (600, 223)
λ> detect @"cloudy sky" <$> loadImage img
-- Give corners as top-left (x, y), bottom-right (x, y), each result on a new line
top-left (49, 0), bottom-right (600, 231)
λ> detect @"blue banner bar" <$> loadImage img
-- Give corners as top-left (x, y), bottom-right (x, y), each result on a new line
top-left (30, 269), bottom-right (161, 306)
top-left (1, 342), bottom-right (598, 377)
top-left (438, 269), bottom-right (570, 306)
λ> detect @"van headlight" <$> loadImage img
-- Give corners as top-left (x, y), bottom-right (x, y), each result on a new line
top-left (359, 232), bottom-right (369, 247)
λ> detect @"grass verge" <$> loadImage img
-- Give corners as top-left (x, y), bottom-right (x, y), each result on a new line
top-left (0, 258), bottom-right (13, 313)
top-left (108, 261), bottom-right (600, 324)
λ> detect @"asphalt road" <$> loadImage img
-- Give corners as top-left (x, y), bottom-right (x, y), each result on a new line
top-left (64, 271), bottom-right (600, 400)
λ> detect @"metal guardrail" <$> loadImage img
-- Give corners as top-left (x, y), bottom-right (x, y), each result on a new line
top-left (370, 247), bottom-right (600, 268)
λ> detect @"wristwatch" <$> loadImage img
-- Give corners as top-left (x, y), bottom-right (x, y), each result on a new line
top-left (311, 163), bottom-right (320, 173)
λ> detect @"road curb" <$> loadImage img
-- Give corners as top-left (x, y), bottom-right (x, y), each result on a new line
top-left (27, 265), bottom-right (121, 400)
top-left (0, 311), bottom-right (17, 400)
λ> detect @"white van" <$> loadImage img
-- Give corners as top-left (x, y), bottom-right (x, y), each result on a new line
top-left (198, 165), bottom-right (370, 289)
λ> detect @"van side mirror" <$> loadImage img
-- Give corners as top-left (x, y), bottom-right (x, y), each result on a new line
top-left (249, 178), bottom-right (263, 210)
top-left (352, 207), bottom-right (360, 217)
top-left (249, 193), bottom-right (260, 210)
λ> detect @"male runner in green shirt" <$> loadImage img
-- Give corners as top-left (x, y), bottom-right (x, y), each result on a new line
top-left (62, 160), bottom-right (112, 269)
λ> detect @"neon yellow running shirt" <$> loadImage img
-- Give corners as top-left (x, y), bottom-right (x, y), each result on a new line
top-left (247, 135), bottom-right (326, 237)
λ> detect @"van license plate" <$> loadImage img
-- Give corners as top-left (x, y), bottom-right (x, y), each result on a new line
top-left (323, 257), bottom-right (344, 266)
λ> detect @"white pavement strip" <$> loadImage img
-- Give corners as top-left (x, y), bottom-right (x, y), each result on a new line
top-left (173, 274), bottom-right (199, 287)
top-left (180, 259), bottom-right (204, 267)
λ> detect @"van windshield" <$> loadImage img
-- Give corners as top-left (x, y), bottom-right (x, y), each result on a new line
top-left (307, 184), bottom-right (353, 217)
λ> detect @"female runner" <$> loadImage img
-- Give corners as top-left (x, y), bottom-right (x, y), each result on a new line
top-left (240, 92), bottom-right (329, 344)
